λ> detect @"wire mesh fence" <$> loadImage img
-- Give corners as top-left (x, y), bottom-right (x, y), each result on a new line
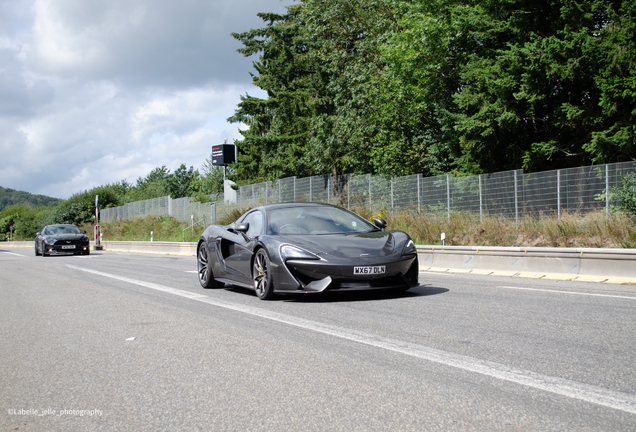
top-left (100, 161), bottom-right (636, 225)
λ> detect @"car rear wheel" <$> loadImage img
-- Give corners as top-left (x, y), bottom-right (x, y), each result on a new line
top-left (197, 242), bottom-right (224, 288)
top-left (253, 248), bottom-right (275, 300)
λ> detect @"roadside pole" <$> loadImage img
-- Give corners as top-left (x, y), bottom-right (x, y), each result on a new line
top-left (94, 195), bottom-right (103, 251)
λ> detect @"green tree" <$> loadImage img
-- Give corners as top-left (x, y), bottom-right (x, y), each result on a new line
top-left (54, 186), bottom-right (120, 225)
top-left (198, 152), bottom-right (225, 195)
top-left (165, 164), bottom-right (200, 199)
top-left (125, 166), bottom-right (171, 202)
top-left (587, 0), bottom-right (636, 163)
top-left (229, 5), bottom-right (324, 182)
top-left (229, 0), bottom-right (634, 181)
top-left (396, 0), bottom-right (634, 173)
top-left (370, 0), bottom-right (462, 177)
top-left (143, 166), bottom-right (171, 184)
top-left (295, 0), bottom-right (399, 180)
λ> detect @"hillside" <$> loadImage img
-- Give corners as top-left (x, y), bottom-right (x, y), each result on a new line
top-left (0, 186), bottom-right (62, 212)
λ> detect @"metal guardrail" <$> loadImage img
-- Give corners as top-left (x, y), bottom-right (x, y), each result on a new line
top-left (418, 245), bottom-right (636, 282)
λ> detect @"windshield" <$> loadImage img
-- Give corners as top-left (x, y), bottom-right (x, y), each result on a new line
top-left (267, 206), bottom-right (376, 235)
top-left (43, 225), bottom-right (81, 235)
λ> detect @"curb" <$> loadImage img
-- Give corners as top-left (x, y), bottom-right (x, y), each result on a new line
top-left (419, 266), bottom-right (636, 285)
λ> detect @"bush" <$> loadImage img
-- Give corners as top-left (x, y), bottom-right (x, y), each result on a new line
top-left (0, 206), bottom-right (57, 240)
top-left (611, 172), bottom-right (636, 217)
top-left (53, 186), bottom-right (121, 225)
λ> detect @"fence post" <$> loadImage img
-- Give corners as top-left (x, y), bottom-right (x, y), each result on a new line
top-left (514, 171), bottom-right (519, 229)
top-left (557, 170), bottom-right (561, 223)
top-left (479, 175), bottom-right (483, 223)
top-left (417, 174), bottom-right (421, 214)
top-left (391, 176), bottom-right (394, 214)
top-left (310, 177), bottom-right (313, 202)
top-left (606, 164), bottom-right (610, 224)
top-left (368, 174), bottom-right (372, 215)
top-left (447, 174), bottom-right (451, 222)
top-left (347, 174), bottom-right (351, 210)
top-left (293, 176), bottom-right (296, 201)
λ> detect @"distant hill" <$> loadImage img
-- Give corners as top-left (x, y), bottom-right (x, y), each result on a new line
top-left (0, 186), bottom-right (62, 212)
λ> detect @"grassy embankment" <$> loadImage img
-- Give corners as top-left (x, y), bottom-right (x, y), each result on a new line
top-left (82, 209), bottom-right (636, 248)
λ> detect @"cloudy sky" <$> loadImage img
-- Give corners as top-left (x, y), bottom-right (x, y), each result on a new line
top-left (0, 0), bottom-right (292, 199)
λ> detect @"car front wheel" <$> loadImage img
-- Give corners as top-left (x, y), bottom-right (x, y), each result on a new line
top-left (197, 242), bottom-right (224, 288)
top-left (253, 248), bottom-right (275, 300)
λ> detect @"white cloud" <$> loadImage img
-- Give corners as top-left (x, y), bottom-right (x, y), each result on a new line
top-left (0, 0), bottom-right (291, 198)
top-left (29, 0), bottom-right (282, 86)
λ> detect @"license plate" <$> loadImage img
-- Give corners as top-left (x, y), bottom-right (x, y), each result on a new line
top-left (61, 245), bottom-right (76, 250)
top-left (354, 265), bottom-right (385, 275)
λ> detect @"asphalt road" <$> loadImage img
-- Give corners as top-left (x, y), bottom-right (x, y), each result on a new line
top-left (1, 246), bottom-right (636, 431)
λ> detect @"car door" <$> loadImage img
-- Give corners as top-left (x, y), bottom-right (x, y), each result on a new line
top-left (220, 210), bottom-right (263, 284)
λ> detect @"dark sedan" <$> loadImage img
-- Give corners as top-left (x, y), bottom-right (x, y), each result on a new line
top-left (197, 203), bottom-right (419, 299)
top-left (35, 224), bottom-right (91, 256)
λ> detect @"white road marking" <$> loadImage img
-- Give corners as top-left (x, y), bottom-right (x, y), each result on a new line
top-left (184, 270), bottom-right (198, 273)
top-left (498, 285), bottom-right (636, 300)
top-left (419, 271), bottom-right (455, 276)
top-left (68, 264), bottom-right (636, 415)
top-left (0, 251), bottom-right (26, 257)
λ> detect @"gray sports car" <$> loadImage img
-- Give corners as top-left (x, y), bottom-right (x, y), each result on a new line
top-left (35, 224), bottom-right (91, 256)
top-left (197, 203), bottom-right (419, 299)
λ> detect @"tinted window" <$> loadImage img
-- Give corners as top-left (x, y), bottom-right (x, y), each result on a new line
top-left (242, 211), bottom-right (263, 237)
top-left (268, 206), bottom-right (376, 235)
top-left (43, 225), bottom-right (81, 235)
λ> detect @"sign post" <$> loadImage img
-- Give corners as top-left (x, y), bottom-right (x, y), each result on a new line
top-left (212, 143), bottom-right (238, 204)
top-left (94, 195), bottom-right (103, 250)
top-left (9, 221), bottom-right (13, 241)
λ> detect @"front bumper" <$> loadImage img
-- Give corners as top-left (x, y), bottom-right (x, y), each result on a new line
top-left (276, 254), bottom-right (419, 294)
top-left (44, 243), bottom-right (90, 254)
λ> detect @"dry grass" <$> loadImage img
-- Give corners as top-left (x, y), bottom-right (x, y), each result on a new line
top-left (381, 210), bottom-right (636, 248)
top-left (82, 209), bottom-right (246, 243)
top-left (87, 209), bottom-right (636, 248)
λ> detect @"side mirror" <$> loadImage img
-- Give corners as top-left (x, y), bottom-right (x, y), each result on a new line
top-left (36, 232), bottom-right (41, 236)
top-left (234, 223), bottom-right (249, 233)
top-left (234, 223), bottom-right (250, 241)
top-left (373, 218), bottom-right (387, 231)
top-left (83, 230), bottom-right (87, 234)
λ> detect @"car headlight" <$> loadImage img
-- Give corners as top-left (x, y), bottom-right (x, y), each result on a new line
top-left (280, 244), bottom-right (320, 261)
top-left (44, 237), bottom-right (57, 245)
top-left (82, 235), bottom-right (89, 241)
top-left (402, 239), bottom-right (416, 255)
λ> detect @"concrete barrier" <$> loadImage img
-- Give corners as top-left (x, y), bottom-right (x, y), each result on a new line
top-left (98, 240), bottom-right (197, 256)
top-left (0, 241), bottom-right (197, 256)
top-left (417, 245), bottom-right (636, 283)
top-left (3, 241), bottom-right (35, 247)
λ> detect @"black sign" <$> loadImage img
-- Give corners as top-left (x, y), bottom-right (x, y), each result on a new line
top-left (212, 144), bottom-right (236, 166)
